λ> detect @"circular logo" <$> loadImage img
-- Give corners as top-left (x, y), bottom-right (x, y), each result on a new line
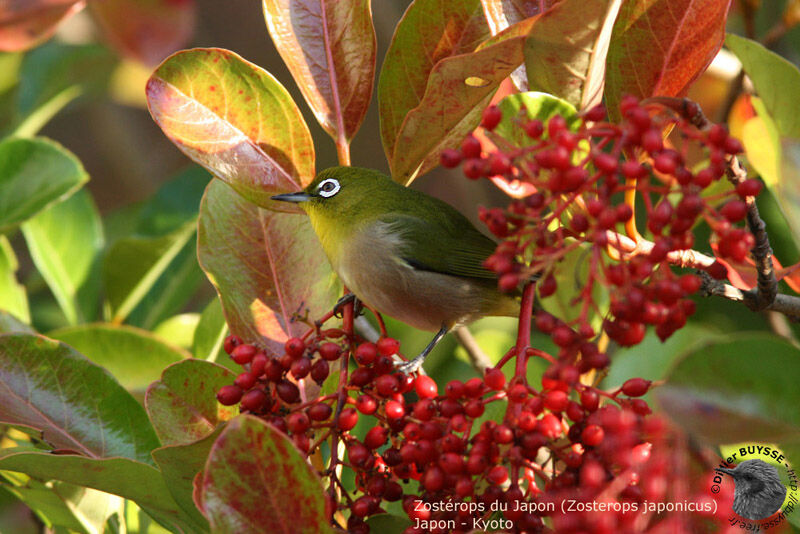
top-left (710, 444), bottom-right (798, 528)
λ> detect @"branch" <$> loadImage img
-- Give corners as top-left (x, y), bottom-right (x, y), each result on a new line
top-left (644, 96), bottom-right (778, 310)
top-left (699, 272), bottom-right (800, 319)
top-left (452, 326), bottom-right (492, 374)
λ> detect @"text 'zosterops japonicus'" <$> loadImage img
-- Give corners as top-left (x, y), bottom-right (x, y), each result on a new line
top-left (272, 166), bottom-right (519, 372)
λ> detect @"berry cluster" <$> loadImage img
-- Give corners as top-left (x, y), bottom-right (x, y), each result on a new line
top-left (442, 96), bottom-right (762, 345)
top-left (215, 318), bottom-right (705, 533)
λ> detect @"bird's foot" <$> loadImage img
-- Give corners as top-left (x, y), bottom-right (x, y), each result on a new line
top-left (396, 355), bottom-right (425, 375)
top-left (333, 293), bottom-right (363, 318)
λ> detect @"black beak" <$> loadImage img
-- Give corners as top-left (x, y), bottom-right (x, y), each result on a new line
top-left (271, 192), bottom-right (312, 203)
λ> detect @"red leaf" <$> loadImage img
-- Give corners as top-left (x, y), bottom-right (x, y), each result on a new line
top-left (710, 242), bottom-right (800, 292)
top-left (197, 180), bottom-right (340, 355)
top-left (201, 415), bottom-right (333, 534)
top-left (379, 0), bottom-right (491, 180)
top-left (146, 48), bottom-right (315, 209)
top-left (90, 0), bottom-right (195, 66)
top-left (481, 0), bottom-right (556, 34)
top-left (605, 0), bottom-right (732, 119)
top-left (263, 0), bottom-right (376, 145)
top-left (0, 0), bottom-right (84, 52)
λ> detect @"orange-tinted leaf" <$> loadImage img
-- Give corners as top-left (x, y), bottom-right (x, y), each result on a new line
top-left (147, 48), bottom-right (315, 209)
top-left (379, 0), bottom-right (490, 179)
top-left (481, 0), bottom-right (555, 33)
top-left (605, 0), bottom-right (731, 120)
top-left (0, 0), bottom-right (83, 52)
top-left (197, 180), bottom-right (339, 356)
top-left (390, 18), bottom-right (539, 184)
top-left (525, 0), bottom-right (622, 110)
top-left (89, 0), bottom-right (195, 66)
top-left (263, 0), bottom-right (376, 144)
top-left (710, 242), bottom-right (799, 292)
top-left (201, 415), bottom-right (333, 534)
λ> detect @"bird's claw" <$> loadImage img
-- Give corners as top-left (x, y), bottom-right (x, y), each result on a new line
top-left (333, 294), bottom-right (363, 318)
top-left (396, 357), bottom-right (423, 375)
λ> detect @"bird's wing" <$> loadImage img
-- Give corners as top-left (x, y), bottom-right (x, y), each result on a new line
top-left (379, 213), bottom-right (499, 281)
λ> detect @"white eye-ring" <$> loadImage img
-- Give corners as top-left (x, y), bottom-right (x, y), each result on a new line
top-left (317, 178), bottom-right (341, 198)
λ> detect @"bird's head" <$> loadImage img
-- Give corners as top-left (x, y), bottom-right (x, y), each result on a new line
top-left (716, 459), bottom-right (783, 496)
top-left (271, 166), bottom-right (400, 223)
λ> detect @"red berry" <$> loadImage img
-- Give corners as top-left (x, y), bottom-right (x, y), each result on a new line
top-left (679, 274), bottom-right (701, 294)
top-left (276, 380), bottom-right (300, 404)
top-left (481, 105), bottom-right (502, 130)
top-left (290, 357), bottom-right (311, 379)
top-left (375, 374), bottom-right (399, 397)
top-left (385, 400), bottom-right (405, 419)
top-left (310, 359), bottom-right (329, 383)
top-left (538, 413), bottom-right (562, 439)
top-left (216, 384), bottom-right (243, 405)
top-left (524, 119), bottom-right (544, 138)
top-left (547, 115), bottom-right (567, 139)
top-left (463, 157), bottom-right (486, 180)
top-left (642, 128), bottom-right (663, 153)
top-left (422, 466), bottom-right (445, 492)
top-left (489, 152), bottom-right (511, 175)
top-left (308, 402), bottom-right (332, 421)
top-left (284, 337), bottom-right (305, 358)
top-left (484, 368), bottom-right (506, 391)
top-left (440, 148), bottom-right (462, 168)
top-left (621, 160), bottom-right (647, 179)
top-left (365, 426), bottom-right (388, 449)
top-left (338, 407), bottom-right (359, 430)
top-left (377, 337), bottom-right (400, 357)
top-left (354, 342), bottom-right (377, 365)
top-left (234, 372), bottom-right (256, 390)
top-left (720, 200), bottom-right (747, 222)
top-left (351, 496), bottom-right (372, 517)
top-left (593, 152), bottom-right (618, 174)
top-left (498, 273), bottom-right (520, 293)
top-left (240, 389), bottom-right (267, 411)
top-left (736, 179), bottom-right (762, 198)
top-left (724, 136), bottom-right (744, 154)
top-left (318, 342), bottom-right (341, 361)
top-left (223, 335), bottom-right (242, 355)
top-left (231, 344), bottom-right (257, 365)
top-left (287, 412), bottom-right (310, 433)
top-left (653, 152), bottom-right (677, 174)
top-left (488, 465), bottom-right (509, 485)
top-left (250, 352), bottom-right (267, 377)
top-left (414, 375), bottom-right (438, 398)
top-left (621, 377), bottom-right (651, 397)
top-left (707, 260), bottom-right (728, 280)
top-left (461, 135), bottom-right (482, 159)
top-left (544, 390), bottom-right (568, 412)
top-left (551, 326), bottom-right (575, 348)
top-left (493, 424), bottom-right (514, 444)
top-left (581, 424), bottom-right (604, 447)
top-left (356, 394), bottom-right (377, 415)
top-left (584, 104), bottom-right (606, 122)
top-left (539, 273), bottom-right (557, 297)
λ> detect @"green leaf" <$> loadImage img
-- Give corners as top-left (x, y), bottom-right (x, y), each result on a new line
top-left (0, 310), bottom-right (34, 334)
top-left (524, 0), bottom-right (622, 109)
top-left (0, 235), bottom-right (30, 324)
top-left (494, 91), bottom-right (579, 147)
top-left (146, 48), bottom-right (315, 208)
top-left (145, 359), bottom-right (236, 446)
top-left (153, 314), bottom-right (199, 350)
top-left (365, 513), bottom-right (411, 534)
top-left (0, 333), bottom-right (160, 464)
top-left (0, 451), bottom-right (205, 533)
top-left (103, 221), bottom-right (197, 326)
top-left (262, 0), bottom-right (376, 143)
top-left (197, 180), bottom-right (340, 353)
top-left (0, 137), bottom-right (88, 232)
top-left (22, 189), bottom-right (104, 325)
top-left (201, 415), bottom-right (333, 534)
top-left (88, 0), bottom-right (194, 67)
top-left (14, 42), bottom-right (117, 137)
top-left (135, 166), bottom-right (210, 237)
top-left (0, 1), bottom-right (83, 52)
top-left (192, 298), bottom-right (231, 368)
top-left (152, 427), bottom-right (222, 532)
top-left (378, 0), bottom-right (490, 182)
top-left (48, 324), bottom-right (189, 396)
top-left (778, 140), bottom-right (800, 249)
top-left (6, 479), bottom-right (122, 534)
top-left (605, 0), bottom-right (730, 120)
top-left (537, 241), bottom-right (608, 332)
top-left (655, 334), bottom-right (800, 445)
top-left (725, 33), bottom-right (800, 139)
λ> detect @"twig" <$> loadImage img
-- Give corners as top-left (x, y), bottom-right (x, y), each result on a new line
top-left (699, 272), bottom-right (800, 319)
top-left (452, 326), bottom-right (492, 373)
top-left (646, 96), bottom-right (778, 310)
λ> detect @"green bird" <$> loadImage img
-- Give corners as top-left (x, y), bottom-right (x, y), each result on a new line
top-left (272, 166), bottom-right (519, 372)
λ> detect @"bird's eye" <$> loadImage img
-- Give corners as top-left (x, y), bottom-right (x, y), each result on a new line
top-left (317, 178), bottom-right (341, 198)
